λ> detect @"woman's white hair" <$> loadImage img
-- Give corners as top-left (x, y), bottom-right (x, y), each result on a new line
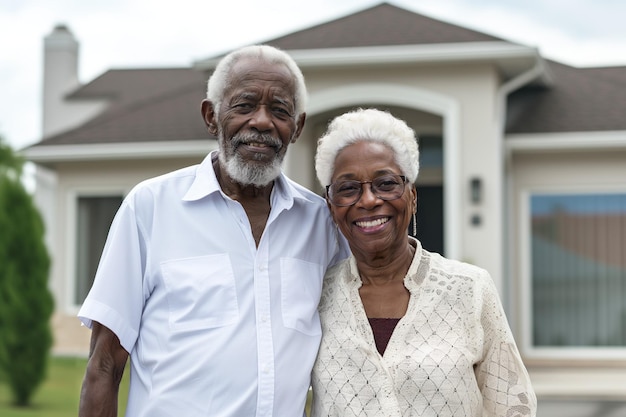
top-left (315, 108), bottom-right (420, 186)
top-left (206, 45), bottom-right (307, 118)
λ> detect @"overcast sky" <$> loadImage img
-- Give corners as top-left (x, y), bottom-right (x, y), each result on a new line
top-left (2, 0), bottom-right (625, 150)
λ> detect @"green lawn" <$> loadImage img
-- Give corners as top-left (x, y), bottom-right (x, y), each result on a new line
top-left (1, 356), bottom-right (311, 416)
top-left (0, 356), bottom-right (129, 417)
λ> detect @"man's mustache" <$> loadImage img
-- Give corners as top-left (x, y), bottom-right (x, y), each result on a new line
top-left (232, 132), bottom-right (282, 151)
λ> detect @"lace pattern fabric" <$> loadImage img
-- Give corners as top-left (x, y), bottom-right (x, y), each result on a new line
top-left (311, 238), bottom-right (537, 417)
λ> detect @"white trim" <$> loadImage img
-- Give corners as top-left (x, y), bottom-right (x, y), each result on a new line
top-left (307, 83), bottom-right (462, 260)
top-left (520, 189), bottom-right (533, 356)
top-left (519, 186), bottom-right (626, 361)
top-left (23, 140), bottom-right (217, 163)
top-left (195, 42), bottom-right (540, 72)
top-left (507, 130), bottom-right (626, 152)
top-left (291, 42), bottom-right (537, 68)
top-left (526, 347), bottom-right (626, 361)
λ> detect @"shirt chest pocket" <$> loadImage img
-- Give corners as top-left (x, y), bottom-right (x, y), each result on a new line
top-left (281, 258), bottom-right (324, 336)
top-left (161, 254), bottom-right (239, 331)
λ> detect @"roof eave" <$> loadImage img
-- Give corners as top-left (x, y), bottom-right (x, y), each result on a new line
top-left (193, 41), bottom-right (549, 84)
top-left (22, 140), bottom-right (217, 164)
top-left (506, 130), bottom-right (626, 153)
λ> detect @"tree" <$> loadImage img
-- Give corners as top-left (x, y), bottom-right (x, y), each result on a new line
top-left (0, 136), bottom-right (54, 406)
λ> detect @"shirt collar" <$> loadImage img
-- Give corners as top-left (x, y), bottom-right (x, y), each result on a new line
top-left (182, 150), bottom-right (318, 208)
top-left (182, 151), bottom-right (222, 201)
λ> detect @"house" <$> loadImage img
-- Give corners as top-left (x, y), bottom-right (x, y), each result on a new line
top-left (23, 2), bottom-right (626, 404)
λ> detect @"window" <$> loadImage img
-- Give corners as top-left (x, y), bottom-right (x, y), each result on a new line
top-left (530, 192), bottom-right (626, 348)
top-left (74, 195), bottom-right (123, 305)
top-left (418, 135), bottom-right (443, 168)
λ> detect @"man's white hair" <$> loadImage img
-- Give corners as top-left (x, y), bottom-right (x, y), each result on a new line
top-left (315, 108), bottom-right (420, 187)
top-left (206, 45), bottom-right (307, 118)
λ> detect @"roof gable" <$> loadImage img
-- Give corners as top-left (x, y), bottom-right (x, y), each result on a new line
top-left (28, 1), bottom-right (626, 153)
top-left (264, 3), bottom-right (505, 50)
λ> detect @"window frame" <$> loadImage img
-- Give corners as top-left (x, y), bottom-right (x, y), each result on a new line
top-left (520, 186), bottom-right (626, 361)
top-left (65, 187), bottom-right (127, 314)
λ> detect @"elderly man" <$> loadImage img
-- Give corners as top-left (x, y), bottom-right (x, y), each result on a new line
top-left (78, 45), bottom-right (349, 417)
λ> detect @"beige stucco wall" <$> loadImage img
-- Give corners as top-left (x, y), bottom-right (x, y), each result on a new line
top-left (511, 148), bottom-right (626, 191)
top-left (300, 63), bottom-right (504, 280)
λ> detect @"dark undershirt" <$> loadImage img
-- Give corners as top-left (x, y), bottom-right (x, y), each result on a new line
top-left (368, 318), bottom-right (401, 355)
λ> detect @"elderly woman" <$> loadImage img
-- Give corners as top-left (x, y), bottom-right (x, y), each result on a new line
top-left (311, 108), bottom-right (536, 417)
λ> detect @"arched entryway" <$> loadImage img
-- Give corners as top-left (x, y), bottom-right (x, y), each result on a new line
top-left (288, 83), bottom-right (460, 257)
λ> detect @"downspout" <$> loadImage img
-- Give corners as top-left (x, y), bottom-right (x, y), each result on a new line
top-left (496, 53), bottom-right (548, 335)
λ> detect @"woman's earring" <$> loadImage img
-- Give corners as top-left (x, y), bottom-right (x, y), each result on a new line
top-left (412, 212), bottom-right (417, 237)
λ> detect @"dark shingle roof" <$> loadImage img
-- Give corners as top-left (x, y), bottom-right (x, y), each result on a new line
top-left (33, 1), bottom-right (626, 148)
top-left (263, 3), bottom-right (504, 50)
top-left (507, 61), bottom-right (626, 133)
top-left (37, 3), bottom-right (517, 148)
top-left (40, 68), bottom-right (210, 145)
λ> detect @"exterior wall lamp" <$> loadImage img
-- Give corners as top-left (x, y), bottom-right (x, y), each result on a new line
top-left (470, 177), bottom-right (482, 204)
top-left (470, 177), bottom-right (482, 226)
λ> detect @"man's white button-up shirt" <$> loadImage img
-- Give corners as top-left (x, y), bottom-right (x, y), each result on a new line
top-left (79, 151), bottom-right (349, 417)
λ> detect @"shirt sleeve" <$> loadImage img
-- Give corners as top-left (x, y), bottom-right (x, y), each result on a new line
top-left (474, 271), bottom-right (537, 417)
top-left (77, 197), bottom-right (146, 353)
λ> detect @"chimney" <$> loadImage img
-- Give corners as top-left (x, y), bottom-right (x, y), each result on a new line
top-left (42, 24), bottom-right (80, 137)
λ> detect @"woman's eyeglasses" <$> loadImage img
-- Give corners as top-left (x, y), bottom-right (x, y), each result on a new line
top-left (326, 174), bottom-right (408, 207)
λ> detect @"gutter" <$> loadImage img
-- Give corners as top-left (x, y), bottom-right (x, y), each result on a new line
top-left (496, 53), bottom-right (550, 334)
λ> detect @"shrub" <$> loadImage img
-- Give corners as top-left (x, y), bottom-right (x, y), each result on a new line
top-left (0, 138), bottom-right (54, 406)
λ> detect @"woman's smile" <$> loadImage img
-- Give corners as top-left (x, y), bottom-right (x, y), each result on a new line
top-left (354, 216), bottom-right (390, 231)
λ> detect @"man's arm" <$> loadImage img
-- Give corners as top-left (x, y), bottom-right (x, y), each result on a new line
top-left (79, 321), bottom-right (129, 417)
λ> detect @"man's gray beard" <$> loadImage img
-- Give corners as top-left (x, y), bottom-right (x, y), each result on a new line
top-left (222, 153), bottom-right (282, 187)
top-left (218, 132), bottom-right (285, 187)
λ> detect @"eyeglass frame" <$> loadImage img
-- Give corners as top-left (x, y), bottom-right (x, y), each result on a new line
top-left (325, 174), bottom-right (409, 207)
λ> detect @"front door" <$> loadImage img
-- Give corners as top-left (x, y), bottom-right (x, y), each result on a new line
top-left (412, 185), bottom-right (444, 255)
